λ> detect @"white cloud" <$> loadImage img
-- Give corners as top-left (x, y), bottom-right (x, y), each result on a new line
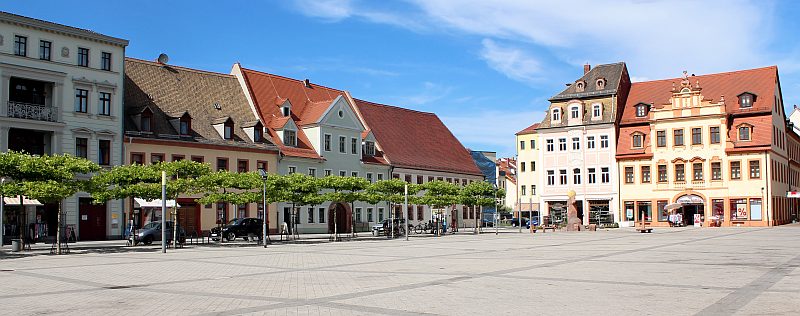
top-left (480, 39), bottom-right (541, 83)
top-left (292, 0), bottom-right (353, 21)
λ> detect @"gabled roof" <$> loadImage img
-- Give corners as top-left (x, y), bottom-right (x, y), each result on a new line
top-left (516, 123), bottom-right (540, 135)
top-left (124, 58), bottom-right (278, 152)
top-left (355, 99), bottom-right (483, 176)
top-left (549, 62), bottom-right (627, 101)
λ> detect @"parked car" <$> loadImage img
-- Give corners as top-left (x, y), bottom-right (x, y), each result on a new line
top-left (211, 218), bottom-right (263, 241)
top-left (511, 218), bottom-right (529, 227)
top-left (131, 221), bottom-right (186, 245)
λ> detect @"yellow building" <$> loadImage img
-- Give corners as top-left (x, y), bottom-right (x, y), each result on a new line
top-left (515, 123), bottom-right (540, 219)
top-left (123, 58), bottom-right (280, 235)
top-left (616, 68), bottom-right (789, 227)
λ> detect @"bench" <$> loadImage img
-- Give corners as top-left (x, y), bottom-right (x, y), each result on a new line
top-left (635, 222), bottom-right (653, 233)
top-left (541, 225), bottom-right (557, 233)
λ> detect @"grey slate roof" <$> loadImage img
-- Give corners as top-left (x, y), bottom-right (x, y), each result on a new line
top-left (549, 62), bottom-right (626, 101)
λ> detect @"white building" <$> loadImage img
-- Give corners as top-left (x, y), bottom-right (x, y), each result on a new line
top-left (0, 12), bottom-right (128, 240)
top-left (537, 63), bottom-right (629, 225)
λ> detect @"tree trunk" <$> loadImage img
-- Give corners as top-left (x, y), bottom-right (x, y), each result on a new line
top-left (56, 201), bottom-right (62, 254)
top-left (351, 202), bottom-right (355, 238)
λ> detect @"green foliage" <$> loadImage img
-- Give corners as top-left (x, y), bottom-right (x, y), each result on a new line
top-left (459, 181), bottom-right (496, 207)
top-left (89, 160), bottom-right (211, 202)
top-left (365, 179), bottom-right (417, 204)
top-left (319, 175), bottom-right (371, 204)
top-left (278, 173), bottom-right (324, 206)
top-left (418, 180), bottom-right (459, 209)
top-left (0, 151), bottom-right (99, 201)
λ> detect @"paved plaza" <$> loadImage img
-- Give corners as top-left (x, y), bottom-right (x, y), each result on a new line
top-left (1, 226), bottom-right (799, 315)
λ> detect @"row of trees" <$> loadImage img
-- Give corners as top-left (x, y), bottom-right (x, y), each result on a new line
top-left (0, 151), bottom-right (504, 254)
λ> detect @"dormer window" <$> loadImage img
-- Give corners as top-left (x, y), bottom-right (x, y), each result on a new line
top-left (738, 125), bottom-right (752, 141)
top-left (739, 93), bottom-right (754, 108)
top-left (592, 104), bottom-right (601, 118)
top-left (570, 106), bottom-right (580, 119)
top-left (632, 133), bottom-right (644, 148)
top-left (635, 104), bottom-right (648, 117)
top-left (596, 78), bottom-right (606, 90)
top-left (284, 130), bottom-right (297, 147)
top-left (364, 141), bottom-right (376, 156)
top-left (575, 81), bottom-right (585, 92)
top-left (179, 114), bottom-right (192, 136)
top-left (223, 121), bottom-right (233, 139)
top-left (141, 109), bottom-right (152, 132)
top-left (254, 126), bottom-right (263, 142)
top-left (282, 106), bottom-right (290, 117)
top-left (552, 108), bottom-right (561, 121)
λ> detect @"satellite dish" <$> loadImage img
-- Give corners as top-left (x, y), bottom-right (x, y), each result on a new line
top-left (157, 53), bottom-right (169, 64)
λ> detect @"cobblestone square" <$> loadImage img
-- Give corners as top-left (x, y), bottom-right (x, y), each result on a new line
top-left (2, 226), bottom-right (799, 315)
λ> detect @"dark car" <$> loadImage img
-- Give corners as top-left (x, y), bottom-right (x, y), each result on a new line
top-left (511, 218), bottom-right (529, 227)
top-left (211, 218), bottom-right (263, 241)
top-left (131, 221), bottom-right (186, 246)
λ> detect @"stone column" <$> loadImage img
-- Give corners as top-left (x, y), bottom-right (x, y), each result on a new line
top-left (0, 125), bottom-right (9, 152)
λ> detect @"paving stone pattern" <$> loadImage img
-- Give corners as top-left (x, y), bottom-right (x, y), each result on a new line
top-left (1, 226), bottom-right (799, 315)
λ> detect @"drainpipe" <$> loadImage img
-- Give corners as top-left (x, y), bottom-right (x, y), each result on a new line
top-left (118, 49), bottom-right (127, 240)
top-left (765, 152), bottom-right (771, 226)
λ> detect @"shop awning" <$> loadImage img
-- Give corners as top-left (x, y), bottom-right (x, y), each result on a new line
top-left (3, 196), bottom-right (43, 206)
top-left (664, 203), bottom-right (683, 211)
top-left (133, 198), bottom-right (179, 208)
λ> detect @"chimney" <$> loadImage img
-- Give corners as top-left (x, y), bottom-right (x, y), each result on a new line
top-left (583, 63), bottom-right (591, 75)
top-left (303, 79), bottom-right (311, 88)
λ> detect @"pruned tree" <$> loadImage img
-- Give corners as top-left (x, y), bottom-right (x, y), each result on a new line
top-left (417, 180), bottom-right (460, 236)
top-left (275, 173), bottom-right (324, 238)
top-left (365, 179), bottom-right (419, 237)
top-left (318, 175), bottom-right (371, 239)
top-left (460, 181), bottom-right (499, 233)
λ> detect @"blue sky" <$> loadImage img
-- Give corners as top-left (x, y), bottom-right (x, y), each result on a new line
top-left (5, 0), bottom-right (800, 158)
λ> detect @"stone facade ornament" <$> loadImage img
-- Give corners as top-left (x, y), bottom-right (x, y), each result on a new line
top-left (61, 47), bottom-right (69, 57)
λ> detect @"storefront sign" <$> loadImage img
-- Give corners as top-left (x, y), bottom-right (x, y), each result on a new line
top-left (787, 191), bottom-right (800, 198)
top-left (677, 195), bottom-right (704, 204)
top-left (693, 214), bottom-right (701, 227)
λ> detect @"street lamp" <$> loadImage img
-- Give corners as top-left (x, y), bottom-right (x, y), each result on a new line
top-left (259, 169), bottom-right (270, 248)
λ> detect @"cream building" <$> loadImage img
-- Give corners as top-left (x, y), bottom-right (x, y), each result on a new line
top-left (496, 157), bottom-right (517, 212)
top-left (515, 123), bottom-right (540, 219)
top-left (617, 68), bottom-right (790, 227)
top-left (0, 12), bottom-right (128, 240)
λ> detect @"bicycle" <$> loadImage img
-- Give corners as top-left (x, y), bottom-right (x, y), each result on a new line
top-left (414, 222), bottom-right (432, 234)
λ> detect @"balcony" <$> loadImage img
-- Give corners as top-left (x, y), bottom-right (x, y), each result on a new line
top-left (6, 101), bottom-right (58, 122)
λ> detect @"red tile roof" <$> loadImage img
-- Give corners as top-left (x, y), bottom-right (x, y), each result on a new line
top-left (355, 99), bottom-right (483, 176)
top-left (515, 123), bottom-right (540, 135)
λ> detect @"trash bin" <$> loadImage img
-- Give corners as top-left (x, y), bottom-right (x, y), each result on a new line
top-left (11, 239), bottom-right (21, 252)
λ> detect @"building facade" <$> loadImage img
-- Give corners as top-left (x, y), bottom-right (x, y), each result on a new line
top-left (0, 12), bottom-right (128, 240)
top-left (123, 58), bottom-right (280, 235)
top-left (537, 63), bottom-right (629, 226)
top-left (515, 123), bottom-right (540, 219)
top-left (617, 67), bottom-right (790, 227)
top-left (496, 157), bottom-right (517, 212)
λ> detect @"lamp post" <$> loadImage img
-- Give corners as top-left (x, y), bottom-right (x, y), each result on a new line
top-left (259, 169), bottom-right (269, 248)
top-left (161, 171), bottom-right (167, 253)
top-left (495, 186), bottom-right (500, 236)
top-left (0, 177), bottom-right (7, 248)
top-left (404, 183), bottom-right (409, 241)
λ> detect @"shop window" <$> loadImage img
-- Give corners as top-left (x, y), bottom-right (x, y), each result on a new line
top-left (624, 201), bottom-right (634, 221)
top-left (637, 201), bottom-right (652, 221)
top-left (657, 200), bottom-right (668, 222)
top-left (750, 198), bottom-right (762, 220)
top-left (730, 199), bottom-right (748, 220)
top-left (712, 199), bottom-right (724, 224)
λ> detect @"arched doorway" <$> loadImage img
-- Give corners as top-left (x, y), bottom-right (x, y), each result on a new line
top-left (676, 194), bottom-right (705, 226)
top-left (327, 202), bottom-right (352, 234)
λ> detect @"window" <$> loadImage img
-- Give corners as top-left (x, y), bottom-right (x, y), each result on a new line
top-left (151, 154), bottom-right (164, 164)
top-left (638, 201), bottom-right (652, 221)
top-left (237, 204), bottom-right (247, 219)
top-left (546, 139), bottom-right (554, 152)
top-left (98, 140), bottom-right (111, 166)
top-left (14, 35), bottom-right (27, 56)
top-left (625, 167), bottom-right (634, 184)
top-left (406, 206), bottom-right (412, 221)
top-left (236, 160), bottom-right (248, 173)
top-left (739, 93), bottom-right (753, 108)
top-left (558, 138), bottom-right (567, 151)
top-left (641, 166), bottom-right (651, 183)
top-left (367, 173), bottom-right (374, 182)
top-left (39, 40), bottom-right (51, 60)
top-left (730, 161), bottom-right (741, 179)
top-left (711, 162), bottom-right (722, 180)
top-left (675, 164), bottom-right (685, 182)
top-left (531, 161), bottom-right (535, 171)
top-left (339, 170), bottom-right (346, 177)
top-left (405, 174), bottom-right (412, 183)
top-left (521, 185), bottom-right (526, 196)
top-left (256, 161), bottom-right (267, 172)
top-left (282, 106), bottom-right (290, 117)
top-left (307, 168), bottom-right (317, 177)
top-left (377, 173), bottom-right (383, 181)
top-left (131, 153), bottom-right (144, 165)
top-left (573, 168), bottom-right (581, 184)
top-left (552, 108), bottom-right (561, 121)
top-left (559, 170), bottom-right (567, 185)
top-left (180, 117), bottom-right (191, 135)
top-left (319, 208), bottom-right (326, 223)
top-left (601, 167), bottom-right (610, 183)
top-left (691, 128), bottom-right (702, 145)
top-left (417, 175), bottom-right (423, 184)
top-left (600, 135), bottom-right (609, 148)
top-left (216, 203), bottom-right (227, 224)
top-left (673, 129), bottom-right (684, 146)
top-left (417, 206), bottom-right (424, 221)
top-left (520, 141), bottom-right (525, 150)
top-left (224, 122), bottom-right (233, 140)
top-left (324, 169), bottom-right (332, 177)
top-left (593, 104), bottom-right (601, 117)
top-left (657, 131), bottom-right (666, 147)
top-left (635, 104), bottom-right (647, 117)
top-left (217, 158), bottom-right (228, 171)
top-left (351, 138), bottom-right (357, 154)
top-left (351, 171), bottom-right (358, 177)
top-left (520, 162), bottom-right (526, 172)
top-left (575, 81), bottom-right (585, 92)
top-left (172, 155), bottom-right (184, 161)
top-left (710, 126), bottom-right (720, 144)
top-left (339, 136), bottom-right (346, 153)
top-left (99, 92), bottom-right (111, 116)
top-left (76, 138), bottom-right (88, 159)
top-left (738, 126), bottom-right (751, 141)
top-left (632, 134), bottom-right (643, 148)
top-left (142, 113), bottom-right (153, 132)
top-left (378, 208), bottom-right (384, 222)
top-left (693, 162), bottom-right (703, 181)
top-left (547, 170), bottom-right (555, 185)
top-left (253, 126), bottom-right (262, 142)
top-left (658, 165), bottom-right (667, 182)
top-left (730, 199), bottom-right (748, 220)
top-left (596, 78), bottom-right (606, 90)
top-left (749, 198), bottom-right (762, 220)
top-left (570, 106), bottom-right (579, 119)
top-left (572, 137), bottom-right (580, 150)
top-left (364, 141), bottom-right (375, 156)
top-left (530, 140), bottom-right (535, 149)
top-left (749, 160), bottom-right (760, 179)
top-left (284, 130), bottom-right (297, 146)
top-left (587, 136), bottom-right (595, 149)
top-left (367, 208), bottom-right (373, 222)
top-left (307, 208), bottom-right (314, 223)
top-left (658, 200), bottom-right (669, 222)
top-left (588, 168), bottom-right (596, 184)
top-left (101, 52), bottom-right (112, 71)
top-left (78, 47), bottom-right (89, 67)
top-left (75, 89), bottom-right (88, 113)
top-left (324, 134), bottom-right (332, 151)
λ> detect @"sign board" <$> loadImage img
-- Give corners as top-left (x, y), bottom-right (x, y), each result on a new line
top-left (81, 215), bottom-right (88, 221)
top-left (693, 214), bottom-right (702, 227)
top-left (788, 191), bottom-right (800, 198)
top-left (677, 195), bottom-right (704, 204)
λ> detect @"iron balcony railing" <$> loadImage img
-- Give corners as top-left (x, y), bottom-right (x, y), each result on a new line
top-left (6, 101), bottom-right (58, 122)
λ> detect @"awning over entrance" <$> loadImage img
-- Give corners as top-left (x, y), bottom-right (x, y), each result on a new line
top-left (676, 195), bottom-right (704, 205)
top-left (3, 196), bottom-right (43, 206)
top-left (664, 203), bottom-right (683, 211)
top-left (133, 198), bottom-right (179, 208)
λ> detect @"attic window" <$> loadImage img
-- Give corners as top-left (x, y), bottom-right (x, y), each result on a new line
top-left (254, 124), bottom-right (263, 142)
top-left (284, 130), bottom-right (297, 147)
top-left (739, 93), bottom-right (754, 108)
top-left (223, 121), bottom-right (233, 139)
top-left (738, 125), bottom-right (752, 141)
top-left (570, 106), bottom-right (580, 119)
top-left (592, 104), bottom-right (601, 117)
top-left (364, 141), bottom-right (375, 156)
top-left (179, 115), bottom-right (191, 136)
top-left (575, 81), bottom-right (585, 92)
top-left (282, 106), bottom-right (290, 117)
top-left (596, 78), bottom-right (606, 90)
top-left (632, 132), bottom-right (644, 148)
top-left (551, 108), bottom-right (561, 121)
top-left (141, 110), bottom-right (152, 132)
top-left (635, 104), bottom-right (648, 117)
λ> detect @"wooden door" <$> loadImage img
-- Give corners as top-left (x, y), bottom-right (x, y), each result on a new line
top-left (79, 198), bottom-right (106, 240)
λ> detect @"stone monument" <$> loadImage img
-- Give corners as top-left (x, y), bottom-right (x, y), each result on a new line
top-left (566, 190), bottom-right (583, 231)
